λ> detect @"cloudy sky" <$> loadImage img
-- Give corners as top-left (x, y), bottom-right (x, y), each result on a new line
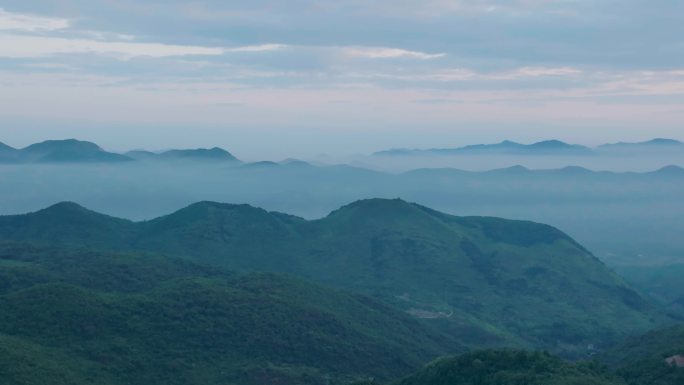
top-left (0, 1), bottom-right (682, 159)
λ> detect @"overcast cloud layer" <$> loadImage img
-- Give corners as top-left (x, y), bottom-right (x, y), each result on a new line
top-left (0, 1), bottom-right (683, 159)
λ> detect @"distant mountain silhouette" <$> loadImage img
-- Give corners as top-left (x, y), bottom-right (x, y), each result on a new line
top-left (124, 150), bottom-right (158, 160)
top-left (375, 138), bottom-right (684, 157)
top-left (0, 139), bottom-right (131, 163)
top-left (599, 138), bottom-right (683, 150)
top-left (649, 165), bottom-right (684, 176)
top-left (375, 140), bottom-right (593, 156)
top-left (0, 139), bottom-right (240, 164)
top-left (0, 141), bottom-right (16, 152)
top-left (243, 160), bottom-right (280, 168)
top-left (126, 147), bottom-right (240, 162)
top-left (0, 141), bottom-right (19, 162)
top-left (158, 147), bottom-right (239, 162)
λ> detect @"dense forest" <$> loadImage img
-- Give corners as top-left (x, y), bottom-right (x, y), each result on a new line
top-left (0, 200), bottom-right (682, 384)
top-left (0, 199), bottom-right (666, 355)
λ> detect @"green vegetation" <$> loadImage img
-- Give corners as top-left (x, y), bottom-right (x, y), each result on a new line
top-left (372, 346), bottom-right (684, 385)
top-left (616, 264), bottom-right (684, 318)
top-left (0, 243), bottom-right (458, 385)
top-left (395, 350), bottom-right (624, 385)
top-left (597, 324), bottom-right (684, 385)
top-left (0, 198), bottom-right (665, 355)
top-left (0, 241), bottom-right (679, 385)
top-left (601, 324), bottom-right (684, 366)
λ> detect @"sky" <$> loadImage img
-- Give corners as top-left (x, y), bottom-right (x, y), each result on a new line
top-left (0, 0), bottom-right (683, 159)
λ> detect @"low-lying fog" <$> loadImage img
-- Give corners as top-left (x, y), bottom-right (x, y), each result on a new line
top-left (1, 161), bottom-right (682, 268)
top-left (325, 152), bottom-right (684, 173)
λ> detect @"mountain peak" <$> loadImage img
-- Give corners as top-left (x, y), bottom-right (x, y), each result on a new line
top-left (646, 138), bottom-right (682, 145)
top-left (651, 165), bottom-right (684, 175)
top-left (152, 201), bottom-right (274, 226)
top-left (19, 139), bottom-right (131, 163)
top-left (322, 198), bottom-right (442, 228)
top-left (185, 200), bottom-right (245, 211)
top-left (40, 201), bottom-right (89, 214)
top-left (531, 139), bottom-right (568, 147)
top-left (488, 165), bottom-right (531, 174)
top-left (159, 147), bottom-right (239, 162)
top-left (331, 198), bottom-right (412, 213)
top-left (24, 139), bottom-right (101, 151)
top-left (557, 165), bottom-right (592, 174)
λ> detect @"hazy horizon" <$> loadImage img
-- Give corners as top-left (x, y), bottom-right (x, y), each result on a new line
top-left (2, 1), bottom-right (684, 159)
top-left (1, 133), bottom-right (684, 163)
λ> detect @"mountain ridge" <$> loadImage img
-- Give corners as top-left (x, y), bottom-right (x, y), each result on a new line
top-left (0, 139), bottom-right (240, 164)
top-left (374, 138), bottom-right (683, 157)
top-left (0, 198), bottom-right (666, 355)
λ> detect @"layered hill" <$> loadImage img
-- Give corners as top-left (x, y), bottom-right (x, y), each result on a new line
top-left (0, 199), bottom-right (665, 354)
top-left (0, 243), bottom-right (456, 385)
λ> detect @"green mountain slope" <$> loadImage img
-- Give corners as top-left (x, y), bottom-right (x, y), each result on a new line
top-left (600, 325), bottom-right (684, 385)
top-left (0, 243), bottom-right (458, 385)
top-left (601, 325), bottom-right (684, 366)
top-left (393, 350), bottom-right (624, 385)
top-left (615, 264), bottom-right (684, 319)
top-left (0, 199), bottom-right (665, 354)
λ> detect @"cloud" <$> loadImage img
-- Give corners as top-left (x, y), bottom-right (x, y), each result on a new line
top-left (226, 44), bottom-right (288, 53)
top-left (492, 66), bottom-right (583, 80)
top-left (0, 8), bottom-right (286, 60)
top-left (0, 34), bottom-right (284, 59)
top-left (0, 8), bottom-right (69, 31)
top-left (347, 66), bottom-right (580, 84)
top-left (343, 47), bottom-right (446, 60)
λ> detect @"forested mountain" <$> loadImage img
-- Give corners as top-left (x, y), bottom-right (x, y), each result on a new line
top-left (0, 243), bottom-right (678, 385)
top-left (0, 243), bottom-right (457, 385)
top-left (0, 199), bottom-right (666, 355)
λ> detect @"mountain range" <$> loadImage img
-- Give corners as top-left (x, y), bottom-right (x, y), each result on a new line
top-left (374, 138), bottom-right (683, 157)
top-left (0, 152), bottom-right (681, 270)
top-left (0, 139), bottom-right (239, 164)
top-left (1, 138), bottom-right (682, 164)
top-left (0, 198), bottom-right (667, 355)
